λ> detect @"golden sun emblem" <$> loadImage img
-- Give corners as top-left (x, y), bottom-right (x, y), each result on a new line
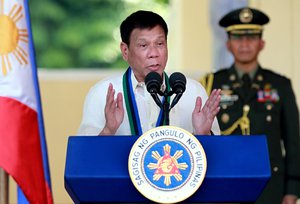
top-left (0, 0), bottom-right (28, 76)
top-left (147, 144), bottom-right (188, 186)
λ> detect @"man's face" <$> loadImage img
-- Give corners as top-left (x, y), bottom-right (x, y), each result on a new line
top-left (120, 25), bottom-right (168, 82)
top-left (227, 34), bottom-right (265, 69)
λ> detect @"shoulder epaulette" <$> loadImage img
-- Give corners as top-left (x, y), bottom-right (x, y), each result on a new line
top-left (200, 73), bottom-right (214, 96)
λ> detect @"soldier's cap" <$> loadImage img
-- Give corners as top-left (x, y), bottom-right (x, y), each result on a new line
top-left (219, 7), bottom-right (269, 35)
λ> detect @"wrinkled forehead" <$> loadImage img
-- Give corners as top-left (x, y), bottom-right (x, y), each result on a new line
top-left (129, 26), bottom-right (167, 42)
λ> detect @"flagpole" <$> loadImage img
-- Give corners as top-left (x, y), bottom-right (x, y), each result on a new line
top-left (0, 168), bottom-right (9, 204)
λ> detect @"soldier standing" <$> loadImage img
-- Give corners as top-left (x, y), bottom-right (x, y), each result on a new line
top-left (201, 7), bottom-right (300, 204)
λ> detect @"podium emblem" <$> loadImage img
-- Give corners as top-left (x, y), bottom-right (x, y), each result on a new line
top-left (128, 126), bottom-right (207, 203)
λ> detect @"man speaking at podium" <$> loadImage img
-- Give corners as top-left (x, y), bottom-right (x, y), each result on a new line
top-left (77, 10), bottom-right (221, 136)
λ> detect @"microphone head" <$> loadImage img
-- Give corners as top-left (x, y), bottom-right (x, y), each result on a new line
top-left (145, 72), bottom-right (162, 93)
top-left (169, 72), bottom-right (186, 93)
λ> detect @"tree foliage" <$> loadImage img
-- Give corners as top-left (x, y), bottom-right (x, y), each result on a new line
top-left (29, 0), bottom-right (169, 69)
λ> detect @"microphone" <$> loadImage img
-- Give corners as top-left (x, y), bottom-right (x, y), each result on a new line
top-left (169, 72), bottom-right (186, 109)
top-left (145, 72), bottom-right (163, 108)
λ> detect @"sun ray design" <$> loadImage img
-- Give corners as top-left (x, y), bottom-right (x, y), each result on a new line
top-left (5, 54), bottom-right (11, 71)
top-left (12, 5), bottom-right (23, 23)
top-left (19, 29), bottom-right (28, 43)
top-left (152, 151), bottom-right (161, 160)
top-left (147, 144), bottom-right (188, 186)
top-left (1, 55), bottom-right (7, 75)
top-left (14, 47), bottom-right (28, 64)
top-left (8, 4), bottom-right (17, 17)
top-left (0, 0), bottom-right (28, 76)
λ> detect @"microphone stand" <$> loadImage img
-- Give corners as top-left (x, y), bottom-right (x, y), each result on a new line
top-left (161, 90), bottom-right (175, 126)
top-left (163, 92), bottom-right (170, 125)
top-left (146, 71), bottom-right (186, 127)
top-left (153, 89), bottom-right (177, 126)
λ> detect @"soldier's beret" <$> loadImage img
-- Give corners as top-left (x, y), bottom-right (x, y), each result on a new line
top-left (219, 7), bottom-right (269, 35)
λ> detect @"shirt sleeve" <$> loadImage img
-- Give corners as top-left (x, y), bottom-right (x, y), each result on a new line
top-left (281, 79), bottom-right (300, 196)
top-left (77, 82), bottom-right (108, 136)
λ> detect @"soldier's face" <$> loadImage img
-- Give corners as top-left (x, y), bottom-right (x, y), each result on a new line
top-left (227, 34), bottom-right (265, 68)
top-left (120, 25), bottom-right (168, 82)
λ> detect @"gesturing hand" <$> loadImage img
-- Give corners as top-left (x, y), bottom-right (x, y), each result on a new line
top-left (192, 89), bottom-right (221, 135)
top-left (281, 194), bottom-right (298, 204)
top-left (100, 83), bottom-right (124, 135)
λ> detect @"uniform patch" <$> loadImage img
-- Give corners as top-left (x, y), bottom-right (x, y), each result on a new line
top-left (257, 84), bottom-right (279, 103)
top-left (220, 85), bottom-right (239, 106)
top-left (128, 126), bottom-right (207, 203)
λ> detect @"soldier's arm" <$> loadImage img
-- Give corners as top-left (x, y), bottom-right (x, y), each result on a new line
top-left (281, 79), bottom-right (300, 197)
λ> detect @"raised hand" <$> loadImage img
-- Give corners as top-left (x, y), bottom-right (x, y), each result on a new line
top-left (99, 83), bottom-right (124, 135)
top-left (281, 195), bottom-right (298, 204)
top-left (192, 89), bottom-right (221, 135)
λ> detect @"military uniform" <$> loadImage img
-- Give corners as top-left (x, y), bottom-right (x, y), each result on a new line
top-left (202, 65), bottom-right (300, 204)
top-left (202, 6), bottom-right (300, 204)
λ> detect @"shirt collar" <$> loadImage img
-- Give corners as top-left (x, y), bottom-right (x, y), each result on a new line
top-left (234, 65), bottom-right (258, 80)
top-left (131, 71), bottom-right (166, 92)
top-left (131, 72), bottom-right (144, 89)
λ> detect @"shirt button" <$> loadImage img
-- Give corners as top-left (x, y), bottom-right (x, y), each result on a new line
top-left (221, 113), bottom-right (230, 124)
top-left (273, 166), bottom-right (278, 172)
top-left (243, 104), bottom-right (250, 112)
top-left (257, 75), bottom-right (263, 81)
top-left (266, 115), bottom-right (272, 122)
top-left (266, 104), bottom-right (272, 110)
top-left (230, 74), bottom-right (236, 81)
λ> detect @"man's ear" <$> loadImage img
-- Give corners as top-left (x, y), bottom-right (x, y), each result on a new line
top-left (259, 39), bottom-right (265, 51)
top-left (120, 42), bottom-right (129, 61)
top-left (226, 40), bottom-right (231, 52)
